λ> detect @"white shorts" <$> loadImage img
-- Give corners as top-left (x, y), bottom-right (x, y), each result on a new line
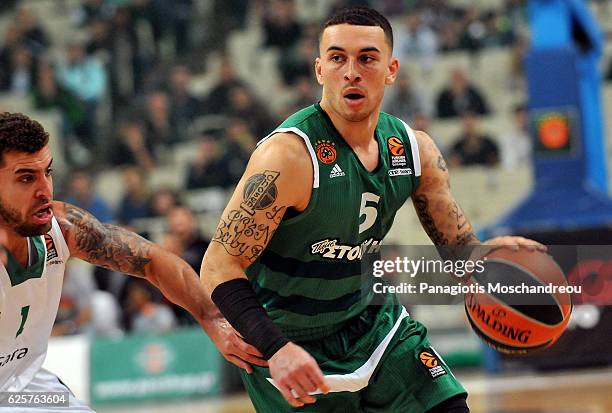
top-left (0, 368), bottom-right (94, 413)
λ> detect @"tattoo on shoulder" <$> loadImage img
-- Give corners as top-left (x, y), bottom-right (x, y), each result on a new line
top-left (213, 170), bottom-right (286, 263)
top-left (61, 203), bottom-right (152, 276)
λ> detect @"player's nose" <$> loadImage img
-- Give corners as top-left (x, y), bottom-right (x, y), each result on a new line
top-left (344, 59), bottom-right (361, 82)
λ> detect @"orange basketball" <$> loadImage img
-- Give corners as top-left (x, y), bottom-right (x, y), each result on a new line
top-left (464, 248), bottom-right (572, 354)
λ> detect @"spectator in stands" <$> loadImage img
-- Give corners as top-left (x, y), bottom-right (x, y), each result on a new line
top-left (205, 56), bottom-right (245, 114)
top-left (186, 134), bottom-right (233, 189)
top-left (144, 90), bottom-right (183, 147)
top-left (0, 25), bottom-right (23, 83)
top-left (57, 40), bottom-right (107, 148)
top-left (64, 170), bottom-right (114, 223)
top-left (117, 166), bottom-right (151, 226)
top-left (14, 7), bottom-right (51, 56)
top-left (124, 279), bottom-right (177, 333)
top-left (449, 112), bottom-right (499, 167)
top-left (227, 85), bottom-right (275, 138)
top-left (168, 64), bottom-right (202, 138)
top-left (149, 188), bottom-right (182, 218)
top-left (509, 35), bottom-right (528, 90)
top-left (280, 38), bottom-right (317, 86)
top-left (395, 10), bottom-right (438, 74)
top-left (224, 118), bottom-right (257, 184)
top-left (262, 0), bottom-right (302, 51)
top-left (436, 67), bottom-right (490, 118)
top-left (500, 104), bottom-right (531, 169)
top-left (110, 118), bottom-right (156, 171)
top-left (457, 6), bottom-right (485, 55)
top-left (30, 60), bottom-right (92, 165)
top-left (107, 7), bottom-right (144, 113)
top-left (607, 58), bottom-right (612, 82)
top-left (167, 206), bottom-right (209, 272)
top-left (383, 71), bottom-right (428, 120)
top-left (85, 18), bottom-right (111, 57)
top-left (481, 10), bottom-right (515, 47)
top-left (1, 45), bottom-right (36, 95)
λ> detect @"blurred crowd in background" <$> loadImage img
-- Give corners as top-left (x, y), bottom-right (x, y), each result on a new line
top-left (0, 0), bottom-right (611, 338)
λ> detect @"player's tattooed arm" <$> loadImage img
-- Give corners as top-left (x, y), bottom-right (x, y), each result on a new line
top-left (202, 133), bottom-right (312, 284)
top-left (212, 170), bottom-right (288, 263)
top-left (411, 131), bottom-right (479, 250)
top-left (54, 201), bottom-right (152, 275)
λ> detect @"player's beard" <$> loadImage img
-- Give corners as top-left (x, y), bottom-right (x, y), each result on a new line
top-left (0, 198), bottom-right (51, 237)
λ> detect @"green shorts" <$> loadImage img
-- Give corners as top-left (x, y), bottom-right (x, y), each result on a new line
top-left (241, 295), bottom-right (467, 412)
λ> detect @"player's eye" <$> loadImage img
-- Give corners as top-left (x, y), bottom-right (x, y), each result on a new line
top-left (360, 55), bottom-right (374, 63)
top-left (19, 175), bottom-right (34, 183)
top-left (330, 55), bottom-right (344, 63)
top-left (46, 168), bottom-right (53, 177)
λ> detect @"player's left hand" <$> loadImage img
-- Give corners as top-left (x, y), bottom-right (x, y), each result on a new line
top-left (202, 316), bottom-right (268, 374)
top-left (483, 236), bottom-right (546, 252)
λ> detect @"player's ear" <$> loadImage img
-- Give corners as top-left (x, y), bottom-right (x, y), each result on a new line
top-left (315, 57), bottom-right (324, 86)
top-left (385, 57), bottom-right (399, 85)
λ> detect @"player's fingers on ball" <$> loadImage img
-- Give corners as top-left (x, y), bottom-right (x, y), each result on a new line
top-left (225, 355), bottom-right (252, 374)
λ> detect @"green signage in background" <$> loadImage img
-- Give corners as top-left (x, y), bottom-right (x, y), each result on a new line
top-left (90, 328), bottom-right (222, 405)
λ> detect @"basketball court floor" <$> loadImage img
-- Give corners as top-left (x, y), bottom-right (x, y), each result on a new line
top-left (98, 367), bottom-right (612, 413)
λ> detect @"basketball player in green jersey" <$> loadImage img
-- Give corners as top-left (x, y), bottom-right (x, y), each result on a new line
top-left (201, 6), bottom-right (542, 412)
top-left (0, 112), bottom-right (265, 412)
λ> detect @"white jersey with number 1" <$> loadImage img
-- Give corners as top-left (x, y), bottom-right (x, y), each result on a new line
top-left (0, 217), bottom-right (67, 392)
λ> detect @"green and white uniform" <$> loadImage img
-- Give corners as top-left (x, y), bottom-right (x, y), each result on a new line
top-left (243, 104), bottom-right (466, 412)
top-left (0, 218), bottom-right (93, 412)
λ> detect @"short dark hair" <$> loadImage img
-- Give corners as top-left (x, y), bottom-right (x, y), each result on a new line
top-left (0, 112), bottom-right (49, 165)
top-left (321, 6), bottom-right (394, 50)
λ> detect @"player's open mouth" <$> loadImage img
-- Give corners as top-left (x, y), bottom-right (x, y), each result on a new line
top-left (32, 205), bottom-right (53, 225)
top-left (343, 90), bottom-right (366, 106)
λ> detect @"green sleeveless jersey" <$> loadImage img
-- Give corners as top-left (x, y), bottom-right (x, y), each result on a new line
top-left (245, 103), bottom-right (421, 340)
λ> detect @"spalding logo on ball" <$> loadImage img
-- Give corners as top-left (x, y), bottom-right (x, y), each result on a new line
top-left (464, 248), bottom-right (572, 354)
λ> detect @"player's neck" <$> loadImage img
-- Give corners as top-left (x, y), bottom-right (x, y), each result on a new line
top-left (320, 101), bottom-right (379, 149)
top-left (2, 228), bottom-right (29, 267)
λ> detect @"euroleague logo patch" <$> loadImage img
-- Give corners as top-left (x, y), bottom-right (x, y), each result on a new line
top-left (44, 234), bottom-right (58, 261)
top-left (386, 137), bottom-right (407, 168)
top-left (418, 349), bottom-right (447, 379)
top-left (315, 140), bottom-right (337, 164)
top-left (387, 137), bottom-right (405, 156)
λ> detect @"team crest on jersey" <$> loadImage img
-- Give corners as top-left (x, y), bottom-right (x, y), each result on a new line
top-left (315, 140), bottom-right (337, 164)
top-left (44, 234), bottom-right (58, 262)
top-left (310, 237), bottom-right (382, 261)
top-left (387, 137), bottom-right (407, 168)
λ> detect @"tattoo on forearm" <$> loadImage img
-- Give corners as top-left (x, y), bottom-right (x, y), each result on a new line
top-left (414, 195), bottom-right (449, 245)
top-left (214, 170), bottom-right (286, 262)
top-left (62, 203), bottom-right (151, 275)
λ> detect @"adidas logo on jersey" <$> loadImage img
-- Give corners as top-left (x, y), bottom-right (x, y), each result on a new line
top-left (330, 164), bottom-right (345, 178)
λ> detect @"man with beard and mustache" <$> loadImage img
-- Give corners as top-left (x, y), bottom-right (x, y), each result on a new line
top-left (0, 112), bottom-right (266, 412)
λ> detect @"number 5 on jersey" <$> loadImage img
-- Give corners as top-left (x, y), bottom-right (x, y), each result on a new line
top-left (359, 192), bottom-right (380, 234)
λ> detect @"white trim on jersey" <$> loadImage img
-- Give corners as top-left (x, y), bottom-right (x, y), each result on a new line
top-left (267, 306), bottom-right (410, 394)
top-left (257, 127), bottom-right (320, 188)
top-left (400, 120), bottom-right (422, 177)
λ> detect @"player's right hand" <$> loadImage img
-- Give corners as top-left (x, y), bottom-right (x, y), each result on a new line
top-left (269, 342), bottom-right (330, 407)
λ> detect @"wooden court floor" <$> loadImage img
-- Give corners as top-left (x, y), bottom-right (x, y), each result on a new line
top-left (99, 367), bottom-right (612, 413)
